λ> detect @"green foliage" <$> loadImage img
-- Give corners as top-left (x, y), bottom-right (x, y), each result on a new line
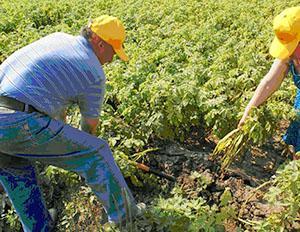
top-left (0, 0), bottom-right (298, 143)
top-left (145, 185), bottom-right (237, 232)
top-left (190, 171), bottom-right (213, 192)
top-left (1, 0), bottom-right (300, 231)
top-left (4, 209), bottom-right (21, 231)
top-left (58, 186), bottom-right (103, 231)
top-left (1, 0), bottom-right (298, 164)
top-left (253, 159), bottom-right (300, 231)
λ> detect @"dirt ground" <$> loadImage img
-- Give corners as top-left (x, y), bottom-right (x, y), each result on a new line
top-left (131, 124), bottom-right (294, 231)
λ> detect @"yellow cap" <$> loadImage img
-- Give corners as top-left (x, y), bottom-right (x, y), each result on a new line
top-left (89, 15), bottom-right (129, 61)
top-left (270, 7), bottom-right (300, 59)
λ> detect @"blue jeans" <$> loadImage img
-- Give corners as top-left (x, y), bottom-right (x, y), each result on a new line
top-left (283, 89), bottom-right (300, 152)
top-left (0, 110), bottom-right (135, 231)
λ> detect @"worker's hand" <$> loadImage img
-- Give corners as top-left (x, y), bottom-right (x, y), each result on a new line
top-left (53, 110), bottom-right (67, 123)
top-left (62, 110), bottom-right (67, 123)
top-left (81, 117), bottom-right (99, 135)
top-left (238, 112), bottom-right (248, 128)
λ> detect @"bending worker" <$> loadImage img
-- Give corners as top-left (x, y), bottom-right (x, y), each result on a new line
top-left (239, 7), bottom-right (300, 159)
top-left (0, 15), bottom-right (139, 231)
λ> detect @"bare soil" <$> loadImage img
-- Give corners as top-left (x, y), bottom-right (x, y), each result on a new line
top-left (131, 125), bottom-right (292, 231)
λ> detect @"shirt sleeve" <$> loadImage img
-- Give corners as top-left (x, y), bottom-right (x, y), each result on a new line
top-left (78, 78), bottom-right (106, 118)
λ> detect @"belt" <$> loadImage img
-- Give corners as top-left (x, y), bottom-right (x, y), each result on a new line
top-left (0, 96), bottom-right (42, 114)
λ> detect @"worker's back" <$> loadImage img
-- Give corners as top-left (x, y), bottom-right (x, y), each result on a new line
top-left (0, 32), bottom-right (105, 119)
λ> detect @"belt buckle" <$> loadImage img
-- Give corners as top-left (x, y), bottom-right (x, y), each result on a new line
top-left (24, 104), bottom-right (29, 112)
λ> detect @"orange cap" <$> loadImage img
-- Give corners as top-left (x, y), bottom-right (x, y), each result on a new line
top-left (270, 7), bottom-right (300, 59)
top-left (89, 15), bottom-right (129, 61)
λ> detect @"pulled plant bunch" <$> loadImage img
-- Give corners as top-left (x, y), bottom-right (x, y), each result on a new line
top-left (212, 106), bottom-right (285, 171)
top-left (212, 127), bottom-right (247, 171)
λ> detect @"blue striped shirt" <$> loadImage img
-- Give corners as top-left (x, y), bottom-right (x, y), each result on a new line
top-left (0, 32), bottom-right (105, 119)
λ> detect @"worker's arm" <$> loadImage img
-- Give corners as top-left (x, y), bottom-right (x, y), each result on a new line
top-left (239, 58), bottom-right (290, 126)
top-left (53, 109), bottom-right (67, 123)
top-left (80, 117), bottom-right (99, 135)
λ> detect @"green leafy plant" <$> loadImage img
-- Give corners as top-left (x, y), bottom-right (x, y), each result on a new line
top-left (145, 185), bottom-right (238, 232)
top-left (1, 0), bottom-right (300, 231)
top-left (253, 159), bottom-right (300, 231)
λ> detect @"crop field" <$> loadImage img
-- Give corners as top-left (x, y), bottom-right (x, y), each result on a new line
top-left (1, 0), bottom-right (300, 231)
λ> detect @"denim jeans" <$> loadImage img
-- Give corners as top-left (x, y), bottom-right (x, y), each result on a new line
top-left (0, 110), bottom-right (135, 231)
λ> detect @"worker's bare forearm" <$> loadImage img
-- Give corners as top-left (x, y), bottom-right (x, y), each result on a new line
top-left (81, 120), bottom-right (96, 135)
top-left (53, 110), bottom-right (67, 123)
top-left (244, 77), bottom-right (280, 113)
top-left (61, 110), bottom-right (67, 123)
top-left (80, 117), bottom-right (99, 135)
top-left (244, 59), bottom-right (289, 114)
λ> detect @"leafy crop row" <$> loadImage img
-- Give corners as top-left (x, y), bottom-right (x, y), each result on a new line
top-left (1, 0), bottom-right (300, 231)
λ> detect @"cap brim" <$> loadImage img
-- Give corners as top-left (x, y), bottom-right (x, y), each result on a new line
top-left (114, 47), bottom-right (129, 62)
top-left (269, 36), bottom-right (298, 59)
